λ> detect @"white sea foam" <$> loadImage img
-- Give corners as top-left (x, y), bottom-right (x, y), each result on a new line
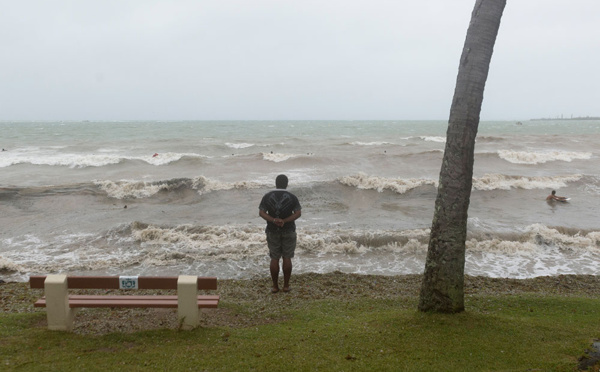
top-left (0, 231), bottom-right (140, 277)
top-left (349, 141), bottom-right (393, 146)
top-left (464, 224), bottom-right (600, 254)
top-left (95, 176), bottom-right (264, 199)
top-left (524, 224), bottom-right (600, 249)
top-left (472, 173), bottom-right (582, 191)
top-left (0, 257), bottom-right (25, 273)
top-left (196, 176), bottom-right (263, 195)
top-left (464, 224), bottom-right (600, 278)
top-left (498, 150), bottom-right (592, 164)
top-left (0, 153), bottom-right (124, 168)
top-left (146, 152), bottom-right (206, 165)
top-left (583, 176), bottom-right (600, 195)
top-left (0, 151), bottom-right (206, 168)
top-left (3, 223), bottom-right (600, 281)
top-left (299, 228), bottom-right (431, 255)
top-left (97, 148), bottom-right (121, 153)
top-left (338, 173), bottom-right (437, 194)
top-left (95, 180), bottom-right (173, 199)
top-left (106, 224), bottom-right (600, 278)
top-left (130, 225), bottom-right (433, 259)
top-left (131, 225), bottom-right (268, 261)
top-left (419, 136), bottom-right (446, 143)
top-left (262, 152), bottom-right (298, 162)
top-left (225, 142), bottom-right (255, 149)
top-left (339, 172), bottom-right (583, 192)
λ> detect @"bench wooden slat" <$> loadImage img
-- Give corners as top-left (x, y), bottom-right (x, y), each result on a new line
top-left (29, 275), bottom-right (218, 290)
top-left (74, 295), bottom-right (219, 301)
top-left (36, 295), bottom-right (220, 301)
top-left (34, 296), bottom-right (219, 309)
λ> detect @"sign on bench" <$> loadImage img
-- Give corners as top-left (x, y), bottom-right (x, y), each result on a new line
top-left (30, 275), bottom-right (219, 331)
top-left (119, 276), bottom-right (139, 289)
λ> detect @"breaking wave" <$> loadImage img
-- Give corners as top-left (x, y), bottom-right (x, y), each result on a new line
top-left (262, 152), bottom-right (299, 162)
top-left (5, 222), bottom-right (600, 281)
top-left (198, 177), bottom-right (263, 195)
top-left (225, 142), bottom-right (255, 149)
top-left (338, 173), bottom-right (583, 193)
top-left (95, 176), bottom-right (264, 199)
top-left (349, 141), bottom-right (393, 146)
top-left (0, 151), bottom-right (207, 168)
top-left (419, 136), bottom-right (446, 143)
top-left (472, 174), bottom-right (582, 191)
top-left (498, 150), bottom-right (592, 164)
top-left (338, 173), bottom-right (437, 194)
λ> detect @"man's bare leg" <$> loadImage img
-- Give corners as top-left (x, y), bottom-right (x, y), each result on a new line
top-left (282, 257), bottom-right (292, 292)
top-left (270, 258), bottom-right (280, 293)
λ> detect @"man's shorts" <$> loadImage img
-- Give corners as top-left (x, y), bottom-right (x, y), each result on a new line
top-left (266, 230), bottom-right (297, 259)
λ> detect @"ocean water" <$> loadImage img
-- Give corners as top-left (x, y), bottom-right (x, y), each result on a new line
top-left (1, 120), bottom-right (600, 282)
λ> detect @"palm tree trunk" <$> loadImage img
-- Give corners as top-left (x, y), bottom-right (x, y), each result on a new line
top-left (418, 0), bottom-right (506, 313)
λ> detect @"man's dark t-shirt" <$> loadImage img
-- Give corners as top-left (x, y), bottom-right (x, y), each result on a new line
top-left (259, 189), bottom-right (301, 232)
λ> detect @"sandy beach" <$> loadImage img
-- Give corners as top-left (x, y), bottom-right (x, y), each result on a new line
top-left (2, 272), bottom-right (599, 335)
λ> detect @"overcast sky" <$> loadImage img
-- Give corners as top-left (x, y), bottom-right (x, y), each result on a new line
top-left (1, 1), bottom-right (599, 121)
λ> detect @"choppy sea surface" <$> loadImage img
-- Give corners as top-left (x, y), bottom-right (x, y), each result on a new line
top-left (1, 120), bottom-right (599, 282)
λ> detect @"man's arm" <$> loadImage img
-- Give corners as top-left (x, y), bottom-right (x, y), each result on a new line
top-left (548, 195), bottom-right (567, 201)
top-left (259, 209), bottom-right (275, 223)
top-left (281, 210), bottom-right (301, 225)
top-left (260, 209), bottom-right (287, 226)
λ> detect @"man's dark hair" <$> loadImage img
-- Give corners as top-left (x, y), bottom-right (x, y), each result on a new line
top-left (276, 174), bottom-right (288, 189)
top-left (551, 190), bottom-right (556, 195)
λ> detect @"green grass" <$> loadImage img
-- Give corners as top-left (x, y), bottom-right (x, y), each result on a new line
top-left (1, 295), bottom-right (599, 371)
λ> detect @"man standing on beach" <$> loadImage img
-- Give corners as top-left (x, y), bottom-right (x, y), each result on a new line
top-left (259, 174), bottom-right (302, 293)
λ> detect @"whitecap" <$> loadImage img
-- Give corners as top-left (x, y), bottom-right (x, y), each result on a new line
top-left (225, 143), bottom-right (255, 149)
top-left (419, 136), bottom-right (446, 143)
top-left (262, 152), bottom-right (298, 162)
top-left (349, 141), bottom-right (393, 146)
top-left (338, 173), bottom-right (437, 194)
top-left (498, 150), bottom-right (592, 164)
top-left (194, 176), bottom-right (263, 195)
top-left (95, 180), bottom-right (167, 199)
top-left (472, 173), bottom-right (582, 191)
top-left (0, 151), bottom-right (206, 168)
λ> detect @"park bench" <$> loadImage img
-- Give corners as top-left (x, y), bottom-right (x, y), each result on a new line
top-left (30, 275), bottom-right (219, 331)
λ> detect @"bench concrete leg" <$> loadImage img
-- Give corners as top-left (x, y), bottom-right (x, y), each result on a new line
top-left (177, 275), bottom-right (199, 330)
top-left (44, 275), bottom-right (77, 331)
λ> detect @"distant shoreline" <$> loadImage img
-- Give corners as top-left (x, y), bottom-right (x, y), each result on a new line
top-left (530, 116), bottom-right (600, 121)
